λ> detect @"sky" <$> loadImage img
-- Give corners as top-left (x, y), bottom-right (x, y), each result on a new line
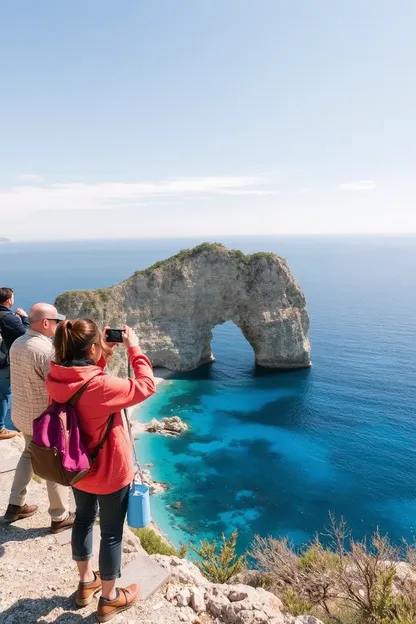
top-left (1, 1), bottom-right (416, 241)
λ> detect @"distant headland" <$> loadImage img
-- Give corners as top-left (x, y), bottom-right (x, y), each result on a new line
top-left (0, 237), bottom-right (10, 243)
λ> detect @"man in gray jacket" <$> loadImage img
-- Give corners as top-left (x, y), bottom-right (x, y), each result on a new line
top-left (3, 303), bottom-right (75, 533)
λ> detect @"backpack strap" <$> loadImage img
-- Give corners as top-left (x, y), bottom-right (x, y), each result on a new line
top-left (90, 413), bottom-right (115, 461)
top-left (68, 378), bottom-right (115, 461)
top-left (68, 380), bottom-right (93, 406)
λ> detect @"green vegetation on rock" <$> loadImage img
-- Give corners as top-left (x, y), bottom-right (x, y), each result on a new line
top-left (131, 526), bottom-right (187, 558)
top-left (134, 242), bottom-right (280, 276)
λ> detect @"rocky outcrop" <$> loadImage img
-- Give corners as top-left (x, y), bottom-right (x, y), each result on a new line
top-left (145, 416), bottom-right (189, 436)
top-left (152, 555), bottom-right (324, 624)
top-left (136, 467), bottom-right (169, 495)
top-left (55, 243), bottom-right (310, 373)
top-left (153, 555), bottom-right (286, 623)
top-left (131, 416), bottom-right (188, 438)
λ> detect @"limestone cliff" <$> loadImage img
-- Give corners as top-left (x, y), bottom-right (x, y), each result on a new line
top-left (55, 243), bottom-right (311, 373)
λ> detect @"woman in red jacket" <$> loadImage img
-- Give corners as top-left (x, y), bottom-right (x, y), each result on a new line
top-left (46, 319), bottom-right (156, 623)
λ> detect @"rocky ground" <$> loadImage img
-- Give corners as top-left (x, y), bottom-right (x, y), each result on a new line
top-left (0, 440), bottom-right (187, 624)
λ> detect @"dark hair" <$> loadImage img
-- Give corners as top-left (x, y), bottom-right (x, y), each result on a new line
top-left (54, 318), bottom-right (111, 364)
top-left (0, 287), bottom-right (13, 305)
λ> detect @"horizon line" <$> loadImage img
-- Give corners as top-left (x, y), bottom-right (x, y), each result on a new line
top-left (3, 232), bottom-right (416, 244)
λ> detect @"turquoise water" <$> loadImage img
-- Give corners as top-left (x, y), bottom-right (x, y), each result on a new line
top-left (2, 236), bottom-right (416, 551)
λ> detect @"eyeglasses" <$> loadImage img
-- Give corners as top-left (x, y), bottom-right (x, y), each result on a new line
top-left (46, 318), bottom-right (61, 324)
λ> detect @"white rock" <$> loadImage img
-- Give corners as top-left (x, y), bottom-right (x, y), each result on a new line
top-left (165, 583), bottom-right (178, 602)
top-left (255, 587), bottom-right (284, 612)
top-left (178, 607), bottom-right (201, 623)
top-left (229, 589), bottom-right (249, 602)
top-left (176, 587), bottom-right (191, 607)
top-left (235, 609), bottom-right (269, 624)
top-left (152, 555), bottom-right (210, 587)
top-left (190, 586), bottom-right (206, 614)
top-left (205, 590), bottom-right (230, 618)
top-left (223, 598), bottom-right (253, 617)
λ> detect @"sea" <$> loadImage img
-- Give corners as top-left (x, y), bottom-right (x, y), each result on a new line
top-left (2, 235), bottom-right (416, 553)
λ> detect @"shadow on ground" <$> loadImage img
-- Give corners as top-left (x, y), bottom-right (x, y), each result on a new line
top-left (0, 519), bottom-right (50, 557)
top-left (0, 595), bottom-right (97, 623)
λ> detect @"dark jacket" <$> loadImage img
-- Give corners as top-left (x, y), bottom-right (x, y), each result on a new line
top-left (0, 306), bottom-right (29, 352)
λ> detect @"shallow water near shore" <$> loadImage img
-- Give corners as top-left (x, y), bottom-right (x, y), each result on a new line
top-left (2, 235), bottom-right (416, 552)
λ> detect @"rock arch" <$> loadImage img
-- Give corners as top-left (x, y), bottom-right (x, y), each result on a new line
top-left (55, 243), bottom-right (311, 374)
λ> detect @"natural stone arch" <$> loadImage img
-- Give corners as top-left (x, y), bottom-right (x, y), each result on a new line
top-left (55, 243), bottom-right (311, 375)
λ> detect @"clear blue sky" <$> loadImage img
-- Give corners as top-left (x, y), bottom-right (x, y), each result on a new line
top-left (1, 1), bottom-right (415, 240)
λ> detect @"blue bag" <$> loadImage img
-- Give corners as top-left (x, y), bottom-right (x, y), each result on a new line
top-left (127, 469), bottom-right (152, 529)
top-left (124, 409), bottom-right (152, 529)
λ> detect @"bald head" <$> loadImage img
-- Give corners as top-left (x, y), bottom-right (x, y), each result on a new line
top-left (29, 303), bottom-right (60, 337)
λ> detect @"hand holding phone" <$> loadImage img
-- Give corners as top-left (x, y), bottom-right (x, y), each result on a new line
top-left (122, 325), bottom-right (139, 349)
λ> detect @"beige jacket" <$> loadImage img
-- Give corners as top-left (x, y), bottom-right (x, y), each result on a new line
top-left (9, 329), bottom-right (53, 435)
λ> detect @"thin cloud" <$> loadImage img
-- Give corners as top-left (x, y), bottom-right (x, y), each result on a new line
top-left (299, 188), bottom-right (312, 194)
top-left (338, 180), bottom-right (376, 191)
top-left (0, 174), bottom-right (271, 214)
top-left (16, 173), bottom-right (43, 183)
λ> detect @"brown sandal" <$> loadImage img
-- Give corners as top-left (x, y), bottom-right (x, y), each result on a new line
top-left (96, 584), bottom-right (139, 622)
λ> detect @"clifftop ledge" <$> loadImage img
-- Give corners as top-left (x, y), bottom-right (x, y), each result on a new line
top-left (55, 243), bottom-right (311, 373)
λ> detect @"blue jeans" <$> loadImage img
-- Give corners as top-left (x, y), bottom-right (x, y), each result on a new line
top-left (0, 369), bottom-right (11, 430)
top-left (72, 485), bottom-right (130, 581)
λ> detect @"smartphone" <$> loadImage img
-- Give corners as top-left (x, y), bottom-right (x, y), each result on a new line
top-left (105, 328), bottom-right (124, 343)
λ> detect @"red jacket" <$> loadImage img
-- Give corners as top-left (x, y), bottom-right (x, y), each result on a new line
top-left (46, 347), bottom-right (156, 495)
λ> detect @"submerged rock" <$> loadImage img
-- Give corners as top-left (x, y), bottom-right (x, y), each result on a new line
top-left (171, 501), bottom-right (184, 510)
top-left (55, 243), bottom-right (310, 373)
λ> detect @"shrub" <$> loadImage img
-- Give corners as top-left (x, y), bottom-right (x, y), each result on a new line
top-left (190, 530), bottom-right (247, 583)
top-left (132, 527), bottom-right (187, 558)
top-left (250, 515), bottom-right (416, 624)
top-left (281, 587), bottom-right (314, 616)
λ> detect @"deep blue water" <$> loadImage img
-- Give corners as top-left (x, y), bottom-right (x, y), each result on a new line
top-left (2, 236), bottom-right (416, 552)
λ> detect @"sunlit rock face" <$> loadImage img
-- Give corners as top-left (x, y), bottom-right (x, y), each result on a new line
top-left (55, 243), bottom-right (311, 374)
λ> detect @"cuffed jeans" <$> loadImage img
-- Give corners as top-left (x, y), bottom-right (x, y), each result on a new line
top-left (72, 485), bottom-right (129, 581)
top-left (0, 369), bottom-right (11, 430)
top-left (9, 434), bottom-right (69, 521)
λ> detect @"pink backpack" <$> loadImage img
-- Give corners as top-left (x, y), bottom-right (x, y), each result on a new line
top-left (30, 380), bottom-right (114, 487)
